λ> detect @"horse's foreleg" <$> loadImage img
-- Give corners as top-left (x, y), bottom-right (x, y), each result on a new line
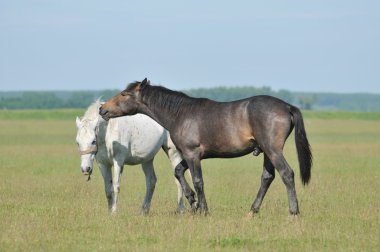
top-left (167, 156), bottom-right (186, 213)
top-left (186, 157), bottom-right (208, 215)
top-left (250, 154), bottom-right (275, 216)
top-left (141, 161), bottom-right (157, 215)
top-left (174, 160), bottom-right (197, 211)
top-left (98, 163), bottom-right (114, 212)
top-left (163, 139), bottom-right (196, 212)
top-left (173, 177), bottom-right (185, 213)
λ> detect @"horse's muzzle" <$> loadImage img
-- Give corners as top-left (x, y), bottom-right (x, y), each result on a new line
top-left (99, 107), bottom-right (109, 121)
top-left (81, 167), bottom-right (92, 176)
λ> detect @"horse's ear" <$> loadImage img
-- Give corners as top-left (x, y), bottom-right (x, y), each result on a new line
top-left (139, 78), bottom-right (150, 90)
top-left (76, 117), bottom-right (82, 128)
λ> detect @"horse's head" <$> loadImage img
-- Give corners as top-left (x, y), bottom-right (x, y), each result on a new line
top-left (75, 116), bottom-right (98, 177)
top-left (99, 78), bottom-right (149, 121)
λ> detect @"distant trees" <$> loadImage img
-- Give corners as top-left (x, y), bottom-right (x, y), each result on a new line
top-left (0, 92), bottom-right (64, 109)
top-left (185, 86), bottom-right (295, 104)
top-left (297, 95), bottom-right (317, 110)
top-left (1, 88), bottom-right (379, 111)
top-left (0, 90), bottom-right (120, 109)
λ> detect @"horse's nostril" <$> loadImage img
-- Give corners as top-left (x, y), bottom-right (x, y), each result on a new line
top-left (99, 107), bottom-right (107, 116)
top-left (81, 167), bottom-right (91, 173)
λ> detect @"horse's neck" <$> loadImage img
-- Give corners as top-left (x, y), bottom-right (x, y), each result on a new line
top-left (96, 116), bottom-right (107, 147)
top-left (140, 88), bottom-right (199, 131)
top-left (139, 103), bottom-right (179, 132)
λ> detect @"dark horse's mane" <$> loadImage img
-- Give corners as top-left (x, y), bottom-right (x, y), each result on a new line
top-left (126, 81), bottom-right (207, 116)
top-left (124, 81), bottom-right (141, 92)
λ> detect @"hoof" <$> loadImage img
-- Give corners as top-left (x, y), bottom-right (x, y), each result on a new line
top-left (192, 209), bottom-right (209, 216)
top-left (191, 202), bottom-right (199, 212)
top-left (201, 210), bottom-right (209, 216)
top-left (289, 210), bottom-right (300, 216)
top-left (190, 202), bottom-right (210, 216)
top-left (141, 208), bottom-right (150, 216)
top-left (245, 209), bottom-right (258, 219)
top-left (287, 214), bottom-right (301, 223)
top-left (245, 211), bottom-right (254, 219)
top-left (175, 207), bottom-right (185, 215)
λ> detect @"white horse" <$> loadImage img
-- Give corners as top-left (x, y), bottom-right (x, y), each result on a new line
top-left (75, 100), bottom-right (186, 214)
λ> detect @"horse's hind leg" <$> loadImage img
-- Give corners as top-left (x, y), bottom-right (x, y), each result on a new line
top-left (249, 154), bottom-right (275, 215)
top-left (267, 150), bottom-right (299, 215)
top-left (141, 160), bottom-right (157, 215)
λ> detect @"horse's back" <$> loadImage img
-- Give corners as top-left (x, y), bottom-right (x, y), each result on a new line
top-left (248, 95), bottom-right (292, 112)
top-left (246, 95), bottom-right (293, 129)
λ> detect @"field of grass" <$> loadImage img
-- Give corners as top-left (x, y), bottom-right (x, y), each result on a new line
top-left (0, 110), bottom-right (379, 251)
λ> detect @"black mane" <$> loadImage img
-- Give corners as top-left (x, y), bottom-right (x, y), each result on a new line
top-left (141, 83), bottom-right (206, 116)
top-left (124, 81), bottom-right (141, 92)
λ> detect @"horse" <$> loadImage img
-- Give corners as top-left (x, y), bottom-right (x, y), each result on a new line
top-left (99, 78), bottom-right (312, 216)
top-left (75, 100), bottom-right (196, 214)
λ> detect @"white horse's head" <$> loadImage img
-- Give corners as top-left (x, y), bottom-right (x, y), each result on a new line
top-left (75, 100), bottom-right (102, 177)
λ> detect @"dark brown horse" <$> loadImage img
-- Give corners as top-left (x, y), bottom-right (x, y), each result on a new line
top-left (100, 78), bottom-right (312, 216)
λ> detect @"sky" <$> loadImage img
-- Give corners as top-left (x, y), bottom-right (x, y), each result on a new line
top-left (0, 0), bottom-right (379, 93)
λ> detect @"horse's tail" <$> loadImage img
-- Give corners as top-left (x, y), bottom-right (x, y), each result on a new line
top-left (290, 106), bottom-right (312, 185)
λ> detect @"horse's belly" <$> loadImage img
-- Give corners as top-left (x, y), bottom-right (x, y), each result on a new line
top-left (202, 140), bottom-right (257, 159)
top-left (203, 146), bottom-right (255, 159)
top-left (123, 147), bottom-right (158, 165)
top-left (123, 157), bottom-right (149, 165)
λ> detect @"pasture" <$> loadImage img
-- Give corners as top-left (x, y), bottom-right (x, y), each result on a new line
top-left (0, 110), bottom-right (379, 251)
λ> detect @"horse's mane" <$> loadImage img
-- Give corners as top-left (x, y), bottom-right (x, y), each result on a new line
top-left (125, 81), bottom-right (141, 92)
top-left (139, 82), bottom-right (205, 116)
top-left (82, 99), bottom-right (102, 122)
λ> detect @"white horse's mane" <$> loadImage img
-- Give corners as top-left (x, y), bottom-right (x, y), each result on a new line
top-left (82, 99), bottom-right (102, 122)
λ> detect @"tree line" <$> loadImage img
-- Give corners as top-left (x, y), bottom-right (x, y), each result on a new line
top-left (1, 87), bottom-right (379, 112)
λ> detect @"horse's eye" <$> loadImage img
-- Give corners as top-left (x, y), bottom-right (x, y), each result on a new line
top-left (92, 140), bottom-right (96, 145)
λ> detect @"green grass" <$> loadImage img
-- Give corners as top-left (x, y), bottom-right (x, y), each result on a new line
top-left (0, 110), bottom-right (379, 251)
top-left (0, 109), bottom-right (84, 120)
top-left (302, 110), bottom-right (380, 120)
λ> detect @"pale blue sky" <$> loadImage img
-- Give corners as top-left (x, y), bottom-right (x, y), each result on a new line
top-left (1, 0), bottom-right (379, 93)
